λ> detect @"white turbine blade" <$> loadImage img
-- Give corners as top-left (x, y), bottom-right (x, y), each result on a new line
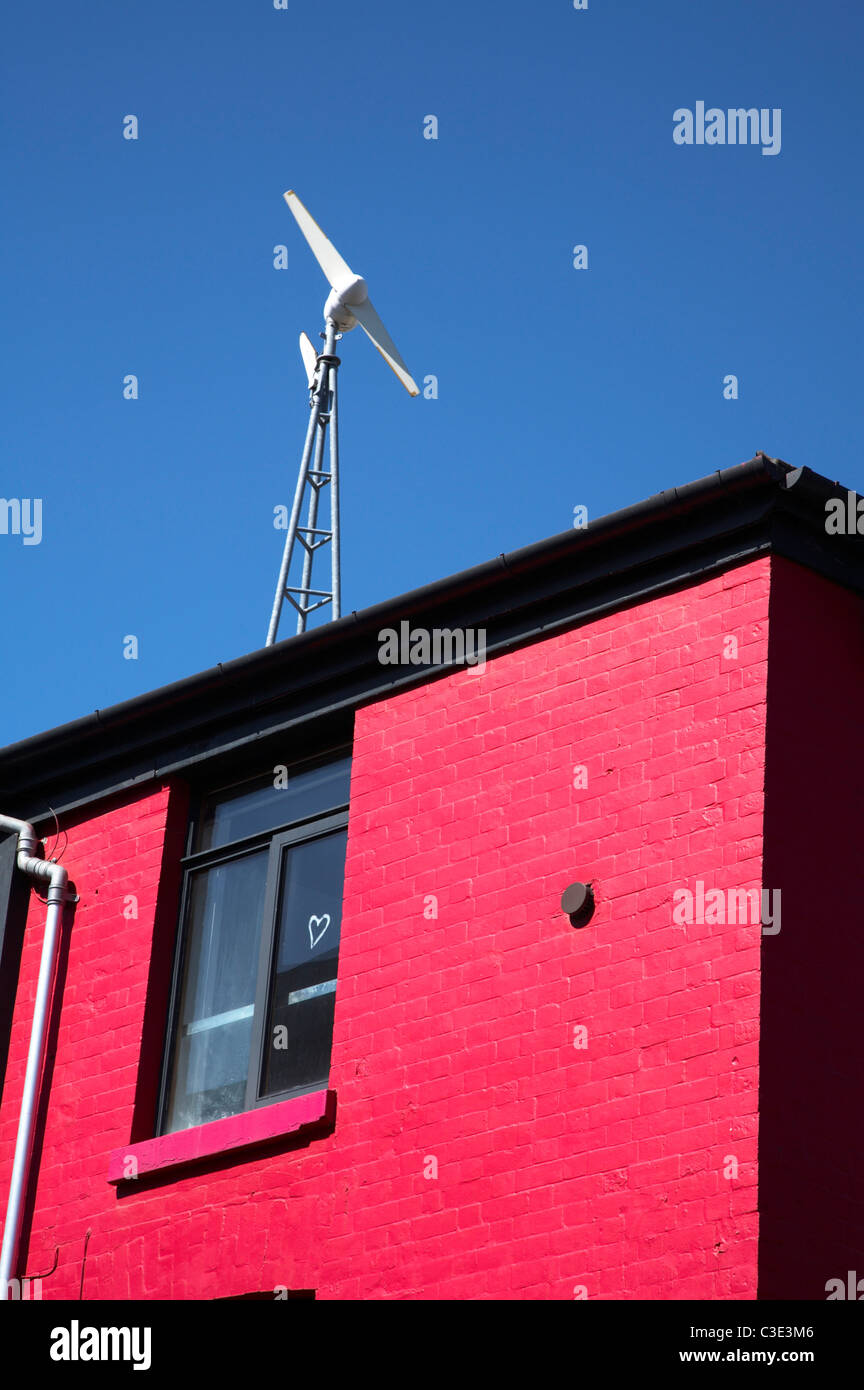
top-left (284, 190), bottom-right (354, 290)
top-left (299, 331), bottom-right (318, 387)
top-left (351, 297), bottom-right (419, 396)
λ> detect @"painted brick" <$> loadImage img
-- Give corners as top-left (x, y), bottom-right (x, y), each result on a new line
top-left (0, 554), bottom-right (812, 1299)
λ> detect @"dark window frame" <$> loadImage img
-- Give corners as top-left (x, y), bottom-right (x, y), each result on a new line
top-left (156, 748), bottom-right (350, 1136)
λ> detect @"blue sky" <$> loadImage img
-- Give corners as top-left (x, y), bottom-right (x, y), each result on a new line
top-left (2, 0), bottom-right (862, 744)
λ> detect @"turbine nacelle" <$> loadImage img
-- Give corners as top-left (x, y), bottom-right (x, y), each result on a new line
top-left (324, 273), bottom-right (368, 332)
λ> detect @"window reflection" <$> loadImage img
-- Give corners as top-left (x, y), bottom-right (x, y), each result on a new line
top-left (165, 850), bottom-right (267, 1132)
top-left (261, 830), bottom-right (348, 1098)
top-left (196, 756), bottom-right (351, 852)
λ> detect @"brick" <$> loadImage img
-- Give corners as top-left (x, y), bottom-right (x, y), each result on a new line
top-left (0, 559), bottom-right (786, 1301)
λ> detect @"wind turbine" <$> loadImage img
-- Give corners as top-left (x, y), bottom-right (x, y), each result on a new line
top-left (265, 190), bottom-right (419, 646)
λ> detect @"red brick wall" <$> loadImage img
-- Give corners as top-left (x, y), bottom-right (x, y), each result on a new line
top-left (0, 789), bottom-right (178, 1298)
top-left (0, 558), bottom-right (771, 1299)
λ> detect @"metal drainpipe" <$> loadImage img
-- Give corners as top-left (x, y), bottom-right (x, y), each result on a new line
top-left (0, 814), bottom-right (72, 1299)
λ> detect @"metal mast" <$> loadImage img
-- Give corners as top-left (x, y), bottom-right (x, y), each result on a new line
top-left (266, 321), bottom-right (341, 644)
top-left (265, 190), bottom-right (419, 647)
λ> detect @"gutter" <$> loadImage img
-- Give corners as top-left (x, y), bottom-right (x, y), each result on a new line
top-left (0, 455), bottom-right (796, 769)
top-left (2, 453), bottom-right (861, 826)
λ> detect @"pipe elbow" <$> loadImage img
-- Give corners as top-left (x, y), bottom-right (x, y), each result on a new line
top-left (0, 815), bottom-right (39, 859)
top-left (16, 853), bottom-right (68, 903)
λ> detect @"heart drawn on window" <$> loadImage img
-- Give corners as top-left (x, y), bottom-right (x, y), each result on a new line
top-left (308, 913), bottom-right (331, 949)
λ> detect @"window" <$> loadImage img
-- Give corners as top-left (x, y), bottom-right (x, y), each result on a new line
top-left (158, 752), bottom-right (350, 1135)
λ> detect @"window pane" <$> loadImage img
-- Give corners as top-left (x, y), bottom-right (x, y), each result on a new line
top-left (196, 755), bottom-right (351, 852)
top-left (261, 829), bottom-right (348, 1098)
top-left (164, 849), bottom-right (268, 1133)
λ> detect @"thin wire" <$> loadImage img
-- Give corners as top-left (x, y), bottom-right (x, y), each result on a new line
top-left (43, 807), bottom-right (67, 865)
top-left (32, 808), bottom-right (68, 902)
top-left (79, 1229), bottom-right (91, 1300)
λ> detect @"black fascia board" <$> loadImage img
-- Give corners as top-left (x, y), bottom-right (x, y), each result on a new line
top-left (0, 455), bottom-right (861, 824)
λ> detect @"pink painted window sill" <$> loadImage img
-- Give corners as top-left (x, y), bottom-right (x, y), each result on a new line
top-left (108, 1089), bottom-right (335, 1184)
